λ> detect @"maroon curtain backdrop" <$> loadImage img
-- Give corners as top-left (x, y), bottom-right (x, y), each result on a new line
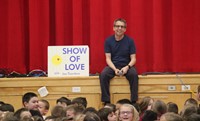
top-left (0, 0), bottom-right (200, 75)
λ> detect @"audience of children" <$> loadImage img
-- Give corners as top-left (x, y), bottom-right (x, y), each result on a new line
top-left (0, 88), bottom-right (200, 121)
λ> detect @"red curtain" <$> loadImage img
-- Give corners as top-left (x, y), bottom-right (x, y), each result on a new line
top-left (0, 0), bottom-right (200, 75)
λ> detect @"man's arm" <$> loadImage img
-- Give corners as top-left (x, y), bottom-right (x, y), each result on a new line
top-left (128, 54), bottom-right (136, 67)
top-left (121, 54), bottom-right (136, 74)
top-left (105, 53), bottom-right (120, 75)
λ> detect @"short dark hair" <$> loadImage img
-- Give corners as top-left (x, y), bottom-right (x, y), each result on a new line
top-left (22, 92), bottom-right (38, 104)
top-left (56, 97), bottom-right (71, 106)
top-left (14, 108), bottom-right (29, 119)
top-left (30, 109), bottom-right (43, 119)
top-left (113, 18), bottom-right (127, 28)
top-left (83, 107), bottom-right (98, 115)
top-left (0, 103), bottom-right (15, 112)
top-left (167, 102), bottom-right (178, 114)
top-left (142, 110), bottom-right (157, 121)
top-left (98, 108), bottom-right (113, 121)
top-left (71, 97), bottom-right (87, 108)
top-left (116, 98), bottom-right (131, 104)
top-left (0, 101), bottom-right (5, 106)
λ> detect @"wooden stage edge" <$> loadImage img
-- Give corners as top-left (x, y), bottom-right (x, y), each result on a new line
top-left (0, 74), bottom-right (199, 111)
top-left (0, 74), bottom-right (200, 87)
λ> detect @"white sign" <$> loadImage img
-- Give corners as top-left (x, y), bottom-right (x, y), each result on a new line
top-left (38, 86), bottom-right (49, 97)
top-left (48, 46), bottom-right (89, 77)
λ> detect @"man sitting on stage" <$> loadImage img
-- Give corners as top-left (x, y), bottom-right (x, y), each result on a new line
top-left (99, 18), bottom-right (138, 105)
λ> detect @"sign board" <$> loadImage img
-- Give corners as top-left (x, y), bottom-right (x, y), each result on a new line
top-left (48, 46), bottom-right (89, 77)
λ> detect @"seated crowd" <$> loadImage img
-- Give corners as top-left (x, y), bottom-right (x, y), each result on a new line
top-left (0, 85), bottom-right (200, 121)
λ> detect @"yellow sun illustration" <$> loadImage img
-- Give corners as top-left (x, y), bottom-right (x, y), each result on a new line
top-left (52, 55), bottom-right (62, 65)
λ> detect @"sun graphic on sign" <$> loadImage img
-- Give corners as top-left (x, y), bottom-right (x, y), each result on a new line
top-left (52, 55), bottom-right (62, 65)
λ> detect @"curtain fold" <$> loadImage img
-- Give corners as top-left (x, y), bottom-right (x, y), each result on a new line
top-left (0, 0), bottom-right (200, 74)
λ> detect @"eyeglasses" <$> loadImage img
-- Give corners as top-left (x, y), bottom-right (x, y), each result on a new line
top-left (120, 111), bottom-right (132, 115)
top-left (114, 25), bottom-right (126, 28)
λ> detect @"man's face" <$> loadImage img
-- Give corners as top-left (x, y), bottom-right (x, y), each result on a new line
top-left (113, 21), bottom-right (126, 37)
top-left (24, 96), bottom-right (39, 110)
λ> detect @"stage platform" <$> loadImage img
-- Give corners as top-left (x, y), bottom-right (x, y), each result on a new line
top-left (0, 74), bottom-right (199, 112)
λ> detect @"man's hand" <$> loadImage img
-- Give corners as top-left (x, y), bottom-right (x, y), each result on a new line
top-left (115, 69), bottom-right (121, 76)
top-left (120, 65), bottom-right (129, 75)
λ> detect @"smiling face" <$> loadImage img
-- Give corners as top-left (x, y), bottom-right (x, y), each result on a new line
top-left (38, 100), bottom-right (49, 115)
top-left (113, 20), bottom-right (127, 38)
top-left (24, 96), bottom-right (39, 110)
top-left (119, 104), bottom-right (134, 121)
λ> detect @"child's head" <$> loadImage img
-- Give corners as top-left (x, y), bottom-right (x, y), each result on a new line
top-left (98, 107), bottom-right (116, 121)
top-left (119, 104), bottom-right (135, 121)
top-left (38, 99), bottom-right (49, 116)
top-left (56, 97), bottom-right (71, 107)
top-left (71, 97), bottom-right (87, 108)
top-left (184, 98), bottom-right (198, 107)
top-left (22, 92), bottom-right (39, 110)
top-left (14, 108), bottom-right (32, 120)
